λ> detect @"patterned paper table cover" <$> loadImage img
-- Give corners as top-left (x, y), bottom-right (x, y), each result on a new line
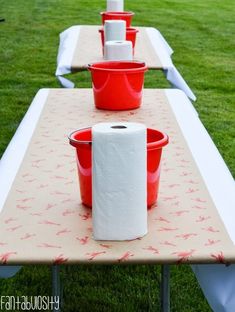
top-left (55, 25), bottom-right (196, 101)
top-left (69, 26), bottom-right (164, 70)
top-left (0, 89), bottom-right (234, 265)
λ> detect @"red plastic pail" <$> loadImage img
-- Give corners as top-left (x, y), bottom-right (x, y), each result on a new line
top-left (69, 127), bottom-right (168, 208)
top-left (87, 61), bottom-right (148, 110)
top-left (99, 27), bottom-right (139, 54)
top-left (101, 11), bottom-right (134, 28)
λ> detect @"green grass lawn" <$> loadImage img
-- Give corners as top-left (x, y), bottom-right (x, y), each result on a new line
top-left (0, 0), bottom-right (234, 311)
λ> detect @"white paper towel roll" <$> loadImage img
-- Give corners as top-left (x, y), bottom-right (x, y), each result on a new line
top-left (107, 0), bottom-right (124, 12)
top-left (104, 20), bottom-right (126, 42)
top-left (104, 40), bottom-right (132, 60)
top-left (92, 122), bottom-right (147, 241)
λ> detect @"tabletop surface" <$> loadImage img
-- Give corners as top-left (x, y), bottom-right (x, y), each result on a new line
top-left (0, 89), bottom-right (234, 265)
top-left (56, 25), bottom-right (196, 101)
top-left (69, 26), bottom-right (166, 70)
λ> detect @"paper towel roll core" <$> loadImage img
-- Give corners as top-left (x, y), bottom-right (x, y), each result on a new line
top-left (104, 20), bottom-right (126, 42)
top-left (111, 125), bottom-right (127, 129)
top-left (107, 0), bottom-right (124, 12)
top-left (92, 122), bottom-right (147, 241)
top-left (104, 40), bottom-right (132, 60)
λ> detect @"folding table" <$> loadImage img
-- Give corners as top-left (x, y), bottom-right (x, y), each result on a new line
top-left (56, 26), bottom-right (196, 101)
top-left (0, 88), bottom-right (234, 311)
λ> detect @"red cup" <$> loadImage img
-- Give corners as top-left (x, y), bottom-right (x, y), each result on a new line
top-left (69, 127), bottom-right (168, 209)
top-left (126, 27), bottom-right (138, 52)
top-left (87, 61), bottom-right (148, 110)
top-left (99, 27), bottom-right (139, 54)
top-left (100, 11), bottom-right (135, 28)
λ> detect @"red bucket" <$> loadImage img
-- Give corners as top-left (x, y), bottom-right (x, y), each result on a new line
top-left (87, 61), bottom-right (148, 110)
top-left (69, 127), bottom-right (168, 209)
top-left (99, 27), bottom-right (139, 54)
top-left (101, 11), bottom-right (134, 28)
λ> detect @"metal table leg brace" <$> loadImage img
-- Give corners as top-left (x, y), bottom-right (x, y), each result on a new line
top-left (52, 265), bottom-right (61, 312)
top-left (161, 264), bottom-right (170, 312)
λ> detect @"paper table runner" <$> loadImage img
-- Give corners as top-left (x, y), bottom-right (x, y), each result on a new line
top-left (56, 26), bottom-right (196, 100)
top-left (0, 89), bottom-right (234, 265)
top-left (71, 26), bottom-right (163, 71)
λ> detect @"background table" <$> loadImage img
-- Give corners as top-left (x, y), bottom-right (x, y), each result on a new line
top-left (0, 89), bottom-right (234, 311)
top-left (56, 26), bottom-right (196, 101)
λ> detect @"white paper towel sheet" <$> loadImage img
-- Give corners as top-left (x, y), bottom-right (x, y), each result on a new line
top-left (92, 122), bottom-right (147, 241)
top-left (107, 0), bottom-right (124, 12)
top-left (104, 40), bottom-right (132, 60)
top-left (104, 20), bottom-right (126, 42)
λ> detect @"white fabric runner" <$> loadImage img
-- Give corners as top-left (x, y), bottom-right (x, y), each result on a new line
top-left (145, 28), bottom-right (196, 101)
top-left (0, 267), bottom-right (21, 278)
top-left (55, 25), bottom-right (196, 101)
top-left (0, 89), bottom-right (49, 279)
top-left (192, 264), bottom-right (235, 312)
top-left (166, 89), bottom-right (235, 312)
top-left (0, 89), bottom-right (49, 214)
top-left (166, 90), bottom-right (235, 243)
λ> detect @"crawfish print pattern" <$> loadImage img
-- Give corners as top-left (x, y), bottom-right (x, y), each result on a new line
top-left (0, 89), bottom-right (234, 265)
top-left (72, 26), bottom-right (162, 71)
